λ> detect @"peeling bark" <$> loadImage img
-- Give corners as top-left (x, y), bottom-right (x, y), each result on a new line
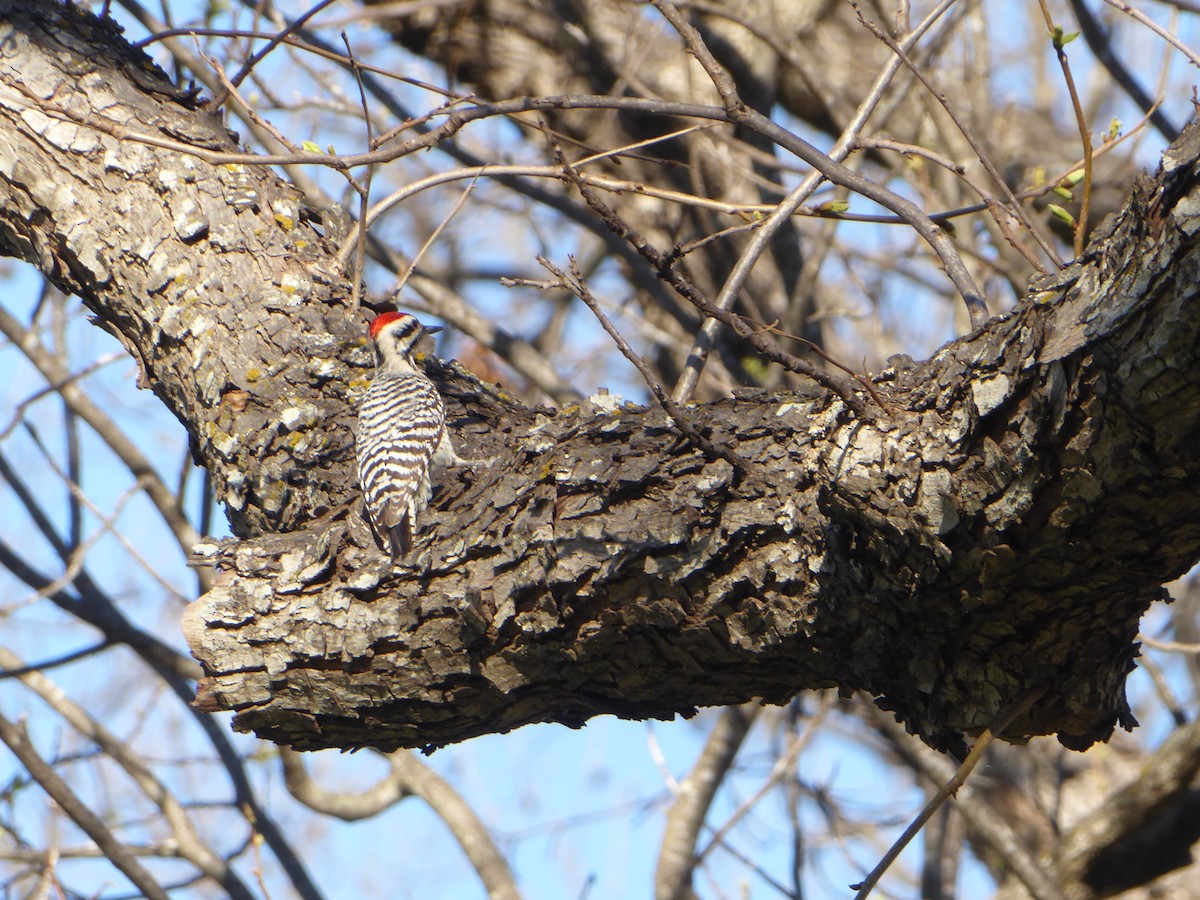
top-left (2, 2), bottom-right (1200, 757)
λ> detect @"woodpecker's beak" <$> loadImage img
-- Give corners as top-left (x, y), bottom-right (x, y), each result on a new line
top-left (422, 324), bottom-right (444, 336)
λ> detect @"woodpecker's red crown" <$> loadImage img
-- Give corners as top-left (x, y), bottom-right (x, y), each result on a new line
top-left (369, 311), bottom-right (413, 340)
top-left (368, 311), bottom-right (444, 342)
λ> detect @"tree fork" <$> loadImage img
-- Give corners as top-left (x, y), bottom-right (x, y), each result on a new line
top-left (2, 1), bottom-right (1200, 754)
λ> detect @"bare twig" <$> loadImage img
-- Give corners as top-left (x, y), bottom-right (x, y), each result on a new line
top-left (220, 0), bottom-right (340, 98)
top-left (0, 640), bottom-right (111, 680)
top-left (10, 73), bottom-right (988, 326)
top-left (391, 752), bottom-right (524, 900)
top-left (1138, 633), bottom-right (1200, 654)
top-left (0, 645), bottom-right (256, 898)
top-left (695, 699), bottom-right (831, 865)
top-left (1038, 1), bottom-right (1093, 258)
top-left (852, 688), bottom-right (1049, 899)
top-left (647, 0), bottom-right (743, 113)
top-left (1054, 717), bottom-right (1200, 892)
top-left (742, 317), bottom-right (894, 415)
top-left (0, 307), bottom-right (204, 583)
top-left (281, 747), bottom-right (409, 819)
top-left (851, 2), bottom-right (1064, 270)
top-left (204, 47), bottom-right (302, 154)
top-left (342, 30), bottom-right (375, 305)
top-left (21, 424), bottom-right (188, 605)
top-left (0, 352), bottom-right (124, 441)
top-left (1066, 0), bottom-right (1178, 140)
top-left (542, 132), bottom-right (876, 417)
top-left (286, 747), bottom-right (525, 900)
top-left (1101, 0), bottom-right (1200, 68)
top-left (368, 244), bottom-right (582, 403)
top-left (664, 0), bottom-right (969, 402)
top-left (1137, 649), bottom-right (1189, 724)
top-left (536, 255), bottom-right (751, 478)
top-left (356, 161), bottom-right (983, 234)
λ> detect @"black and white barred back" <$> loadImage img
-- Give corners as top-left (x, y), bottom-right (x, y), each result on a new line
top-left (356, 312), bottom-right (448, 560)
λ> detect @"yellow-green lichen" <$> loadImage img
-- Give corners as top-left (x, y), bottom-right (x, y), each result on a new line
top-left (261, 480), bottom-right (287, 513)
top-left (211, 432), bottom-right (237, 456)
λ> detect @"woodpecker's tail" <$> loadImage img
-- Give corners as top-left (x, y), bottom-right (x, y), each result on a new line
top-left (386, 516), bottom-right (413, 562)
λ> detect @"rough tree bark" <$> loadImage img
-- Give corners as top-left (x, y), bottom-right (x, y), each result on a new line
top-left (2, 1), bottom-right (1199, 757)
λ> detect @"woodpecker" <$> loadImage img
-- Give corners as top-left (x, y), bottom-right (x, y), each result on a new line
top-left (356, 311), bottom-right (472, 562)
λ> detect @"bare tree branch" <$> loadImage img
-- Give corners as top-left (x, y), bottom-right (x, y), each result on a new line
top-left (0, 712), bottom-right (171, 900)
top-left (656, 706), bottom-right (758, 900)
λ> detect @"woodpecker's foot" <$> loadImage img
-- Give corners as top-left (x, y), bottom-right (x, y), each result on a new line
top-left (453, 454), bottom-right (492, 469)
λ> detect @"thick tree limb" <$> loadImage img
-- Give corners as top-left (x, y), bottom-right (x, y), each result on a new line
top-left (3, 2), bottom-right (1200, 758)
top-left (186, 131), bottom-right (1200, 754)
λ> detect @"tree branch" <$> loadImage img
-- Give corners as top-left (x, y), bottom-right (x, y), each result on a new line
top-left (4, 0), bottom-right (1200, 763)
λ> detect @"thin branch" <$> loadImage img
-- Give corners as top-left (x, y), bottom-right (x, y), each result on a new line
top-left (357, 173), bottom-right (481, 293)
top-left (0, 535), bottom-right (321, 900)
top-left (1137, 650), bottom-right (1189, 725)
top-left (695, 699), bottom-right (831, 865)
top-left (343, 29), bottom-right (375, 304)
top-left (21, 423), bottom-right (189, 605)
top-left (665, 0), bottom-right (966, 402)
top-left (1066, 0), bottom-right (1179, 140)
top-left (854, 688), bottom-right (1053, 899)
top-left (540, 134), bottom-right (876, 417)
top-left (9, 76), bottom-right (988, 325)
top-left (0, 712), bottom-right (171, 900)
top-left (220, 0), bottom-right (340, 97)
top-left (282, 745), bottom-right (522, 898)
top-left (648, 0), bottom-right (744, 114)
top-left (280, 747), bottom-right (410, 820)
top-left (204, 46), bottom-right (302, 154)
top-left (357, 161), bottom-right (985, 237)
top-left (0, 307), bottom-right (203, 584)
top-left (0, 352), bottom-right (124, 441)
top-left (0, 645), bottom-right (256, 898)
top-left (533, 255), bottom-right (751, 478)
top-left (1053, 716), bottom-right (1200, 890)
top-left (1038, 1), bottom-right (1093, 258)
top-left (1139, 633), bottom-right (1200, 654)
top-left (1100, 0), bottom-right (1200, 69)
top-left (740, 317), bottom-right (894, 414)
top-left (0, 640), bottom-right (112, 680)
top-left (370, 246), bottom-right (583, 404)
top-left (851, 2), bottom-right (1064, 269)
top-left (115, 0), bottom-right (346, 212)
top-left (391, 752), bottom-right (524, 900)
top-left (130, 25), bottom-right (458, 101)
